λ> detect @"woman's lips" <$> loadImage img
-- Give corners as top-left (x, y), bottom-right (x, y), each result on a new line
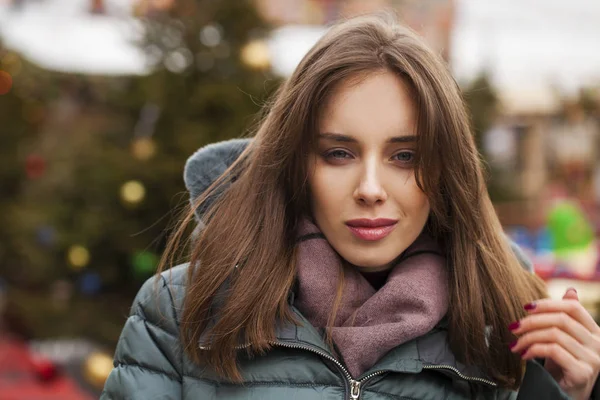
top-left (345, 219), bottom-right (398, 241)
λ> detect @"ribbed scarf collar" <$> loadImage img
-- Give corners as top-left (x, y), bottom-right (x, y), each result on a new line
top-left (293, 219), bottom-right (449, 377)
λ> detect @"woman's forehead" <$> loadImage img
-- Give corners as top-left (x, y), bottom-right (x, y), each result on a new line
top-left (317, 72), bottom-right (417, 143)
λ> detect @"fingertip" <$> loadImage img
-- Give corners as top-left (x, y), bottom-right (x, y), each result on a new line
top-left (508, 321), bottom-right (521, 331)
top-left (563, 287), bottom-right (579, 300)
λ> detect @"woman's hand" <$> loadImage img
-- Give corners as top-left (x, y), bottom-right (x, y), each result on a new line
top-left (509, 288), bottom-right (600, 400)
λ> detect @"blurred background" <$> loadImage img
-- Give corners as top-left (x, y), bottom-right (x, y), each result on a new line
top-left (0, 0), bottom-right (599, 398)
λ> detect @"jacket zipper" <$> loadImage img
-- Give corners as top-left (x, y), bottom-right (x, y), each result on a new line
top-left (422, 364), bottom-right (497, 387)
top-left (201, 340), bottom-right (376, 399)
top-left (351, 370), bottom-right (388, 399)
top-left (270, 342), bottom-right (397, 399)
top-left (199, 342), bottom-right (497, 398)
top-left (270, 341), bottom-right (357, 399)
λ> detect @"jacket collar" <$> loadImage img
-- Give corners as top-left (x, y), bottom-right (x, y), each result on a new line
top-left (202, 277), bottom-right (495, 384)
top-left (278, 302), bottom-right (495, 384)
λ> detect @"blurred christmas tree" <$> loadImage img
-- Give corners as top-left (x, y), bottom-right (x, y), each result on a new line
top-left (0, 0), bottom-right (277, 345)
top-left (0, 44), bottom-right (50, 285)
top-left (463, 73), bottom-right (498, 152)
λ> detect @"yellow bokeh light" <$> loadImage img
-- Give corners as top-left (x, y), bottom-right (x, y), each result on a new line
top-left (131, 137), bottom-right (157, 161)
top-left (83, 352), bottom-right (114, 388)
top-left (67, 245), bottom-right (90, 269)
top-left (120, 180), bottom-right (146, 205)
top-left (240, 40), bottom-right (271, 70)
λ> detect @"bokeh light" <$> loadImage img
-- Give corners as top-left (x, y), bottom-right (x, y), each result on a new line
top-left (120, 180), bottom-right (146, 205)
top-left (164, 48), bottom-right (193, 73)
top-left (240, 39), bottom-right (271, 70)
top-left (83, 352), bottom-right (114, 388)
top-left (131, 137), bottom-right (157, 161)
top-left (132, 251), bottom-right (159, 277)
top-left (25, 154), bottom-right (47, 179)
top-left (200, 24), bottom-right (223, 48)
top-left (79, 272), bottom-right (102, 295)
top-left (67, 245), bottom-right (91, 270)
top-left (0, 70), bottom-right (12, 95)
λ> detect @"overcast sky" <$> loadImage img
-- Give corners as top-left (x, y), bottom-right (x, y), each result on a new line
top-left (451, 0), bottom-right (600, 95)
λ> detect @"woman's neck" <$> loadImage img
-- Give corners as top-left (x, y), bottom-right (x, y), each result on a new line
top-left (352, 263), bottom-right (394, 273)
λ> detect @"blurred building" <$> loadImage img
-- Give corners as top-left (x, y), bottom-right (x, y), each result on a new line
top-left (90, 0), bottom-right (104, 14)
top-left (490, 92), bottom-right (600, 229)
top-left (255, 0), bottom-right (454, 60)
top-left (134, 0), bottom-right (174, 15)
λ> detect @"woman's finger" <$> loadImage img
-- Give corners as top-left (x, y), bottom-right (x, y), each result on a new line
top-left (510, 312), bottom-right (595, 346)
top-left (510, 326), bottom-right (591, 362)
top-left (523, 298), bottom-right (600, 335)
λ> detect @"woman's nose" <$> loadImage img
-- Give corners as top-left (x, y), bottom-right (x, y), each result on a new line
top-left (353, 162), bottom-right (387, 206)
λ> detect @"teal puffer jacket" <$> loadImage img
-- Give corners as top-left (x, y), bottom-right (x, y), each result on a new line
top-left (100, 263), bottom-right (572, 400)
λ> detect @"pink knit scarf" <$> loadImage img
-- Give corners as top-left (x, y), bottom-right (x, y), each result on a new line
top-left (293, 219), bottom-right (449, 378)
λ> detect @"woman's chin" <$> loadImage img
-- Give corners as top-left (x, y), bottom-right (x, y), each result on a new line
top-left (344, 255), bottom-right (396, 272)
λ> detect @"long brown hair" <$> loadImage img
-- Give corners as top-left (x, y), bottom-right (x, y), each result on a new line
top-left (159, 12), bottom-right (547, 387)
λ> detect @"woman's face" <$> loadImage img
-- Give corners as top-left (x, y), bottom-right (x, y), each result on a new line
top-left (308, 71), bottom-right (430, 271)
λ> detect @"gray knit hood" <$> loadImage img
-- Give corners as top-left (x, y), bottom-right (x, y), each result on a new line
top-left (183, 138), bottom-right (249, 221)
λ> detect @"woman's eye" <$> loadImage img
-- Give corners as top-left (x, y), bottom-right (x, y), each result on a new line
top-left (393, 151), bottom-right (415, 163)
top-left (326, 149), bottom-right (352, 159)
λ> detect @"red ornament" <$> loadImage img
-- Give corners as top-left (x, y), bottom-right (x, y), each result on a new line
top-left (25, 154), bottom-right (46, 179)
top-left (30, 356), bottom-right (58, 381)
top-left (0, 70), bottom-right (12, 95)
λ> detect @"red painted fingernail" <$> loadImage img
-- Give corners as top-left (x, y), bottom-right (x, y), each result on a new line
top-left (524, 302), bottom-right (536, 311)
top-left (508, 321), bottom-right (520, 331)
top-left (509, 340), bottom-right (518, 349)
top-left (520, 349), bottom-right (528, 357)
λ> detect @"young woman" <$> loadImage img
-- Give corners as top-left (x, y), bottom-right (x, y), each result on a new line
top-left (101, 13), bottom-right (600, 399)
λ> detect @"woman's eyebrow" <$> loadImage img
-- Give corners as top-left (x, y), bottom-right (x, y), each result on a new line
top-left (388, 135), bottom-right (416, 143)
top-left (318, 132), bottom-right (356, 142)
top-left (318, 132), bottom-right (416, 143)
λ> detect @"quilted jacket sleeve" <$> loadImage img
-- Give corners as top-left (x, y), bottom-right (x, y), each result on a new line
top-left (100, 274), bottom-right (183, 400)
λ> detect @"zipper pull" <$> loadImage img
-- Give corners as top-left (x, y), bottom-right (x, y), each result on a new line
top-left (350, 379), bottom-right (361, 399)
